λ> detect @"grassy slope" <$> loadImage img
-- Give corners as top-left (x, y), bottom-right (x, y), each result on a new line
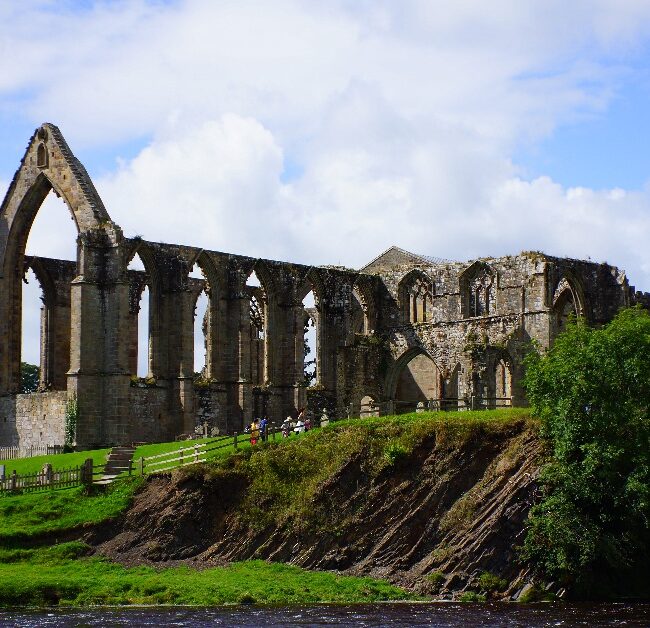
top-left (0, 408), bottom-right (532, 606)
top-left (186, 407), bottom-right (534, 532)
top-left (0, 448), bottom-right (111, 475)
top-left (0, 479), bottom-right (143, 544)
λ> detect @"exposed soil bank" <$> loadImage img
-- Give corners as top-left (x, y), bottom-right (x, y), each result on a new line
top-left (93, 414), bottom-right (542, 599)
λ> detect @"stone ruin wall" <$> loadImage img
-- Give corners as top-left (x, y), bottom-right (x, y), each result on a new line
top-left (1, 124), bottom-right (648, 448)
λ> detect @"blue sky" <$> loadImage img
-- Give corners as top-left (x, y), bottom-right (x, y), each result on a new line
top-left (4, 1), bottom-right (650, 365)
top-left (514, 69), bottom-right (650, 190)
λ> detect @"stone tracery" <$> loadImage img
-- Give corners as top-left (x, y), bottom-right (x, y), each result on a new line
top-left (0, 125), bottom-right (643, 447)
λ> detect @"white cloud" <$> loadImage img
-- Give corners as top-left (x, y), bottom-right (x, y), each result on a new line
top-left (2, 0), bottom-right (650, 302)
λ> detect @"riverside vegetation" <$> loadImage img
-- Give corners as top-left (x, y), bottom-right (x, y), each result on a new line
top-left (0, 409), bottom-right (532, 606)
top-left (0, 309), bottom-right (649, 606)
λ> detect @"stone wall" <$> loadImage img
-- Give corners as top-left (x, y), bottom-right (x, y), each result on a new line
top-left (1, 126), bottom-right (646, 448)
top-left (0, 392), bottom-right (67, 447)
top-left (128, 386), bottom-right (172, 443)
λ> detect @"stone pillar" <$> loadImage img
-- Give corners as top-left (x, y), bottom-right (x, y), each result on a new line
top-left (68, 232), bottom-right (132, 447)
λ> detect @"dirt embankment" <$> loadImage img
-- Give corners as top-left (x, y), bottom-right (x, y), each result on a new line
top-left (92, 418), bottom-right (542, 597)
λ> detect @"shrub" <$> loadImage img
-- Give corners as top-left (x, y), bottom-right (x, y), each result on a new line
top-left (458, 591), bottom-right (486, 602)
top-left (478, 571), bottom-right (507, 593)
top-left (426, 572), bottom-right (445, 591)
top-left (383, 443), bottom-right (408, 466)
top-left (523, 307), bottom-right (650, 598)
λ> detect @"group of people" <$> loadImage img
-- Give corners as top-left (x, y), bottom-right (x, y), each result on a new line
top-left (281, 408), bottom-right (312, 438)
top-left (247, 408), bottom-right (314, 445)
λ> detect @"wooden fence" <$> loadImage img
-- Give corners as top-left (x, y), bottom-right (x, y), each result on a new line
top-left (0, 459), bottom-right (104, 494)
top-left (137, 429), bottom-right (281, 475)
top-left (0, 445), bottom-right (65, 460)
top-left (391, 396), bottom-right (512, 414)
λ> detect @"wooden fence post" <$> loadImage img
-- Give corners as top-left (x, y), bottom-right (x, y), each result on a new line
top-left (138, 456), bottom-right (144, 476)
top-left (194, 444), bottom-right (199, 463)
top-left (233, 432), bottom-right (238, 449)
top-left (10, 470), bottom-right (17, 491)
top-left (128, 458), bottom-right (132, 476)
top-left (43, 463), bottom-right (53, 488)
top-left (81, 458), bottom-right (93, 487)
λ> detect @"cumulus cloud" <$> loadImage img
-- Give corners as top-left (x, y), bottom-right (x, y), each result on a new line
top-left (4, 0), bottom-right (650, 299)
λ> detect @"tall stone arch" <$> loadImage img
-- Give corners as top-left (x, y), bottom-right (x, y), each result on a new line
top-left (0, 124), bottom-right (131, 446)
top-left (385, 347), bottom-right (443, 413)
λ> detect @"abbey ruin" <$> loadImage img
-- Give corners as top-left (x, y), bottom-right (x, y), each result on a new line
top-left (1, 124), bottom-right (647, 448)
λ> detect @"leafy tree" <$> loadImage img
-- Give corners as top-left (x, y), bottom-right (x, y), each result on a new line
top-left (523, 307), bottom-right (650, 598)
top-left (20, 362), bottom-right (39, 393)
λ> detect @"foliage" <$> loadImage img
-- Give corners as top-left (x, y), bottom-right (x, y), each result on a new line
top-left (477, 571), bottom-right (507, 593)
top-left (19, 362), bottom-right (39, 393)
top-left (130, 375), bottom-right (157, 388)
top-left (522, 307), bottom-right (650, 598)
top-left (0, 553), bottom-right (414, 607)
top-left (383, 442), bottom-right (408, 466)
top-left (458, 591), bottom-right (486, 602)
top-left (64, 395), bottom-right (78, 447)
top-left (426, 571), bottom-right (445, 590)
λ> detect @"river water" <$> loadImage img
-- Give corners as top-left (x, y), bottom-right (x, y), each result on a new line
top-left (0, 603), bottom-right (648, 627)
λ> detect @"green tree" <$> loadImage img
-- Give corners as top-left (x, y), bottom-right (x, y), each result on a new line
top-left (523, 307), bottom-right (650, 598)
top-left (20, 362), bottom-right (39, 393)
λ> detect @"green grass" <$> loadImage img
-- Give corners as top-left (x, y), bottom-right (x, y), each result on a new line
top-left (0, 448), bottom-right (111, 476)
top-left (183, 407), bottom-right (533, 533)
top-left (0, 478), bottom-right (143, 543)
top-left (0, 544), bottom-right (415, 606)
top-left (0, 408), bottom-right (531, 607)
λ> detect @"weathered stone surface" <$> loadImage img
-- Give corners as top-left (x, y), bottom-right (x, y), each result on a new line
top-left (0, 126), bottom-right (647, 447)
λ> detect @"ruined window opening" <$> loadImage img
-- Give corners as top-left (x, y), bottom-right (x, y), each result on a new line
top-left (302, 289), bottom-right (317, 386)
top-left (246, 270), bottom-right (266, 385)
top-left (557, 292), bottom-right (576, 333)
top-left (190, 263), bottom-right (210, 377)
top-left (495, 359), bottom-right (512, 400)
top-left (127, 253), bottom-right (150, 378)
top-left (467, 272), bottom-right (493, 317)
top-left (351, 288), bottom-right (367, 335)
top-left (20, 268), bottom-right (43, 392)
top-left (36, 143), bottom-right (47, 168)
top-left (194, 288), bottom-right (209, 376)
top-left (400, 273), bottom-right (433, 324)
top-left (21, 191), bottom-right (76, 391)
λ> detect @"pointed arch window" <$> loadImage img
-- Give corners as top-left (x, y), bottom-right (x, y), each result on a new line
top-left (399, 272), bottom-right (434, 323)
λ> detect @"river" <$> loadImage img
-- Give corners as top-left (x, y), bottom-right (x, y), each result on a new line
top-left (0, 603), bottom-right (648, 627)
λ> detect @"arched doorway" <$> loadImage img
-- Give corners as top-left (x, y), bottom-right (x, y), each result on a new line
top-left (392, 351), bottom-right (442, 414)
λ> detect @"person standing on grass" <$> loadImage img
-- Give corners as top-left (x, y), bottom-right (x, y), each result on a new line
top-left (260, 416), bottom-right (268, 442)
top-left (250, 419), bottom-right (260, 445)
top-left (281, 416), bottom-right (291, 438)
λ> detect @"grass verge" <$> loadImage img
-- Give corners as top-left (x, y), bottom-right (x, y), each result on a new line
top-left (0, 448), bottom-right (111, 476)
top-left (0, 478), bottom-right (143, 543)
top-left (0, 543), bottom-right (415, 606)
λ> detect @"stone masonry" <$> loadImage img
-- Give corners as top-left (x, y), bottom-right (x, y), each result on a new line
top-left (0, 124), bottom-right (647, 447)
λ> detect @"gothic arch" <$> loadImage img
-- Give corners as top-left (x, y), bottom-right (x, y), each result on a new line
top-left (552, 275), bottom-right (586, 332)
top-left (459, 261), bottom-right (496, 318)
top-left (398, 269), bottom-right (434, 323)
top-left (0, 124), bottom-right (117, 393)
top-left (385, 347), bottom-right (442, 404)
top-left (353, 275), bottom-right (377, 334)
